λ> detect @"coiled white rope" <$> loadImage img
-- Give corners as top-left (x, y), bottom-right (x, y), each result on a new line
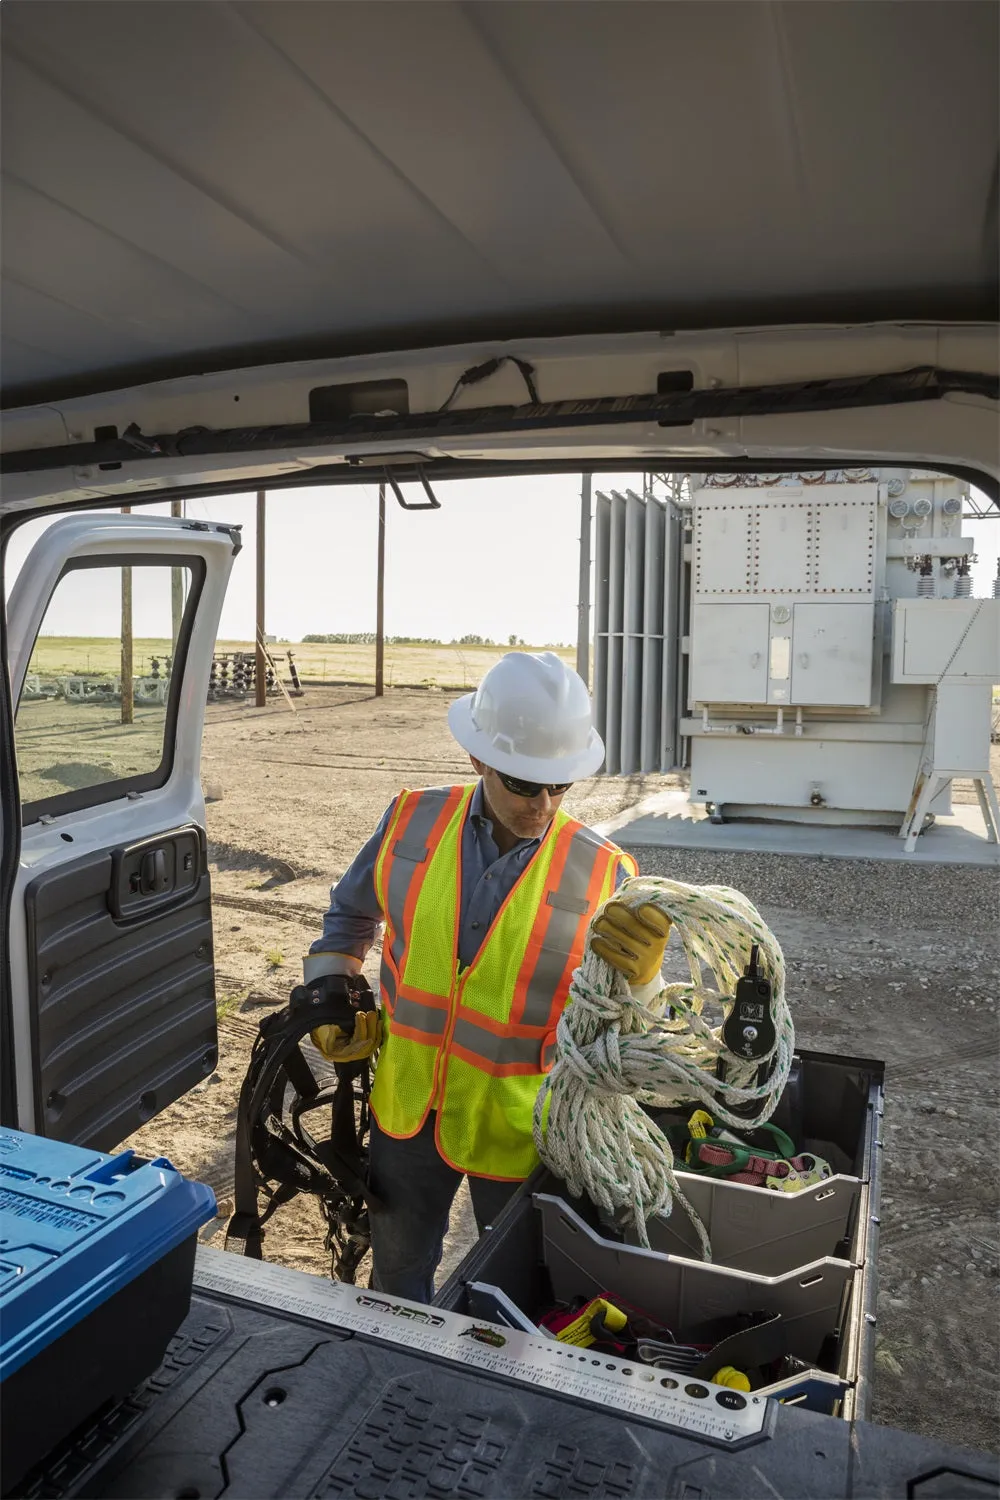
top-left (532, 875), bottom-right (794, 1260)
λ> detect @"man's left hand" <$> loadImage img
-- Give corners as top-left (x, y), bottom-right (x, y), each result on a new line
top-left (590, 898), bottom-right (671, 986)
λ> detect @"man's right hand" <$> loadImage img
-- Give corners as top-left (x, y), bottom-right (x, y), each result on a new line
top-left (312, 1006), bottom-right (381, 1061)
top-left (294, 970), bottom-right (381, 1061)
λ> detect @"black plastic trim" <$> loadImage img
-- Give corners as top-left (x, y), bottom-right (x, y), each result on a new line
top-left (2, 368), bottom-right (996, 476)
top-left (17, 552), bottom-right (207, 826)
top-left (3, 458), bottom-right (996, 526)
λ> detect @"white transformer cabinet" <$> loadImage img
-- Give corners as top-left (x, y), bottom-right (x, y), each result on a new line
top-left (683, 470), bottom-right (995, 826)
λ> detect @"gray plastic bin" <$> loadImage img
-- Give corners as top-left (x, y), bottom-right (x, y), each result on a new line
top-left (538, 1194), bottom-right (854, 1369)
top-left (636, 1171), bottom-right (861, 1276)
top-left (632, 1050), bottom-right (883, 1274)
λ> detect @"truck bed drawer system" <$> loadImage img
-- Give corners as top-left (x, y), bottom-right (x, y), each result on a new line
top-left (4, 1050), bottom-right (998, 1499)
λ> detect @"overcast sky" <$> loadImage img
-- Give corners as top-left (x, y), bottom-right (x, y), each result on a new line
top-left (5, 473), bottom-right (998, 644)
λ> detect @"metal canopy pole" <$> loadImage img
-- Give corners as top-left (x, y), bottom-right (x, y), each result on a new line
top-left (255, 491), bottom-right (267, 708)
top-left (375, 481), bottom-right (386, 696)
top-left (170, 498), bottom-right (185, 649)
top-left (576, 473), bottom-right (592, 686)
top-left (592, 491), bottom-right (612, 769)
top-left (621, 490), bottom-right (646, 773)
top-left (120, 504), bottom-right (133, 725)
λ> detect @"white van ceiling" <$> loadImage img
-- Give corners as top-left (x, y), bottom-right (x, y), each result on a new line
top-left (2, 0), bottom-right (997, 406)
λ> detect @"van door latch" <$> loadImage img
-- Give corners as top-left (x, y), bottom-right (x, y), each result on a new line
top-left (140, 848), bottom-right (169, 894)
top-left (109, 827), bottom-right (204, 920)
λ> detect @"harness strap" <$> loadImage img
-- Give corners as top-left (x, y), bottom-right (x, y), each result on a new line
top-left (225, 996), bottom-right (381, 1268)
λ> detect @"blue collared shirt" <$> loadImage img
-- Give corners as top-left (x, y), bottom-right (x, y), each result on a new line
top-left (311, 780), bottom-right (626, 970)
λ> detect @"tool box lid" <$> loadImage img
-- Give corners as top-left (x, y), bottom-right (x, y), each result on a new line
top-left (0, 1129), bottom-right (215, 1382)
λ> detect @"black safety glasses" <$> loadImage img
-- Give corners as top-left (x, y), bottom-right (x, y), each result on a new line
top-left (497, 771), bottom-right (574, 799)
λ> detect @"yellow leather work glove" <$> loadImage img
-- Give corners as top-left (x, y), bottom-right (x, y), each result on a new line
top-left (590, 899), bottom-right (671, 987)
top-left (311, 1007), bottom-right (382, 1062)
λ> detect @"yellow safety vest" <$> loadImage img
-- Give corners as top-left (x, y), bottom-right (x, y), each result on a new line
top-left (369, 784), bottom-right (638, 1179)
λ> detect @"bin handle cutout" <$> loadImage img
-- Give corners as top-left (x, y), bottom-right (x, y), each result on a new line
top-left (799, 1274), bottom-right (824, 1287)
top-left (814, 1188), bottom-right (836, 1202)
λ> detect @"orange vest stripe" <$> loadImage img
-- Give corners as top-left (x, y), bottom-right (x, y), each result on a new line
top-left (398, 786), bottom-right (465, 956)
top-left (377, 785), bottom-right (466, 1011)
top-left (507, 823), bottom-right (575, 1026)
top-left (510, 826), bottom-right (617, 1030)
top-left (396, 984), bottom-right (452, 1011)
top-left (544, 833), bottom-right (623, 1019)
top-left (374, 793), bottom-right (420, 1009)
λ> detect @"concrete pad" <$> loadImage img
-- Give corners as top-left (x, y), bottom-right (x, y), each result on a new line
top-left (595, 789), bottom-right (1000, 867)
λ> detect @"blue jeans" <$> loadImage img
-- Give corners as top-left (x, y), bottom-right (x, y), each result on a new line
top-left (367, 1113), bottom-right (520, 1303)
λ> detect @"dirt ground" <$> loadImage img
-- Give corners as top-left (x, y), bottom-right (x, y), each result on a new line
top-left (126, 685), bottom-right (999, 1457)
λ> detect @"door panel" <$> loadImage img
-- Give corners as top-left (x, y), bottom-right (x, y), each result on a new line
top-left (5, 514), bottom-right (238, 1141)
top-left (25, 828), bottom-right (216, 1149)
top-left (690, 602), bottom-right (770, 704)
top-left (790, 602), bottom-right (875, 707)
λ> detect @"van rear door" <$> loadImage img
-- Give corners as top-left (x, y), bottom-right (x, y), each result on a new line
top-left (4, 513), bottom-right (238, 1149)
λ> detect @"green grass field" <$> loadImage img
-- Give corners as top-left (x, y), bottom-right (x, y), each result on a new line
top-left (28, 636), bottom-right (576, 690)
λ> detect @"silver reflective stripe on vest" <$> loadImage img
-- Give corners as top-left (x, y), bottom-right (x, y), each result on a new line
top-left (518, 825), bottom-right (610, 1029)
top-left (383, 787), bottom-right (457, 977)
top-left (452, 1016), bottom-right (542, 1070)
top-left (390, 992), bottom-right (448, 1039)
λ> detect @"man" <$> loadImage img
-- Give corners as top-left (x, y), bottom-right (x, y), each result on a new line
top-left (304, 651), bottom-right (670, 1301)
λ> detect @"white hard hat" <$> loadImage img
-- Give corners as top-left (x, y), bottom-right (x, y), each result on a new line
top-left (448, 652), bottom-right (605, 781)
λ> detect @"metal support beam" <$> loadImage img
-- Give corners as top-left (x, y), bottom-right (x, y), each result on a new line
top-left (576, 473), bottom-right (592, 686)
top-left (120, 504), bottom-right (133, 725)
top-left (375, 481), bottom-right (386, 696)
top-left (255, 490), bottom-right (266, 708)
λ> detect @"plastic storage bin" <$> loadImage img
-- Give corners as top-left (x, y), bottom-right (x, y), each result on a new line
top-left (0, 1129), bottom-right (215, 1493)
top-left (436, 1187), bottom-right (856, 1406)
top-left (636, 1051), bottom-right (884, 1274)
top-left (436, 1049), bottom-right (884, 1419)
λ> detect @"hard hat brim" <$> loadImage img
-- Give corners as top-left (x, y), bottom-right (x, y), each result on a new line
top-left (448, 692), bottom-right (606, 782)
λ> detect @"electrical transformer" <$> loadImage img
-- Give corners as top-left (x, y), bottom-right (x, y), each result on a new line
top-left (593, 471), bottom-right (999, 826)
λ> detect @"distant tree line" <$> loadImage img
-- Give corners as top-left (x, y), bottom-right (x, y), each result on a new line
top-left (302, 633), bottom-right (442, 645)
top-left (301, 632), bottom-right (569, 648)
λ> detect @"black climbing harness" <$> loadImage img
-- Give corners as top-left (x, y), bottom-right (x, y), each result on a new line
top-left (225, 976), bottom-right (381, 1283)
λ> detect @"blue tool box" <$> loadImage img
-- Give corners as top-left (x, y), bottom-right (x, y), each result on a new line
top-left (0, 1129), bottom-right (215, 1493)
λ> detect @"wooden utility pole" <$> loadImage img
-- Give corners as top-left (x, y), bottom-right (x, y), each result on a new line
top-left (120, 505), bottom-right (134, 725)
top-left (255, 490), bottom-right (267, 707)
top-left (576, 473), bottom-right (592, 686)
top-left (170, 498), bottom-right (185, 648)
top-left (375, 481), bottom-right (386, 696)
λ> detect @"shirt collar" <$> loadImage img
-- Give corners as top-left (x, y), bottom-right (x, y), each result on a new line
top-left (469, 779), bottom-right (491, 825)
